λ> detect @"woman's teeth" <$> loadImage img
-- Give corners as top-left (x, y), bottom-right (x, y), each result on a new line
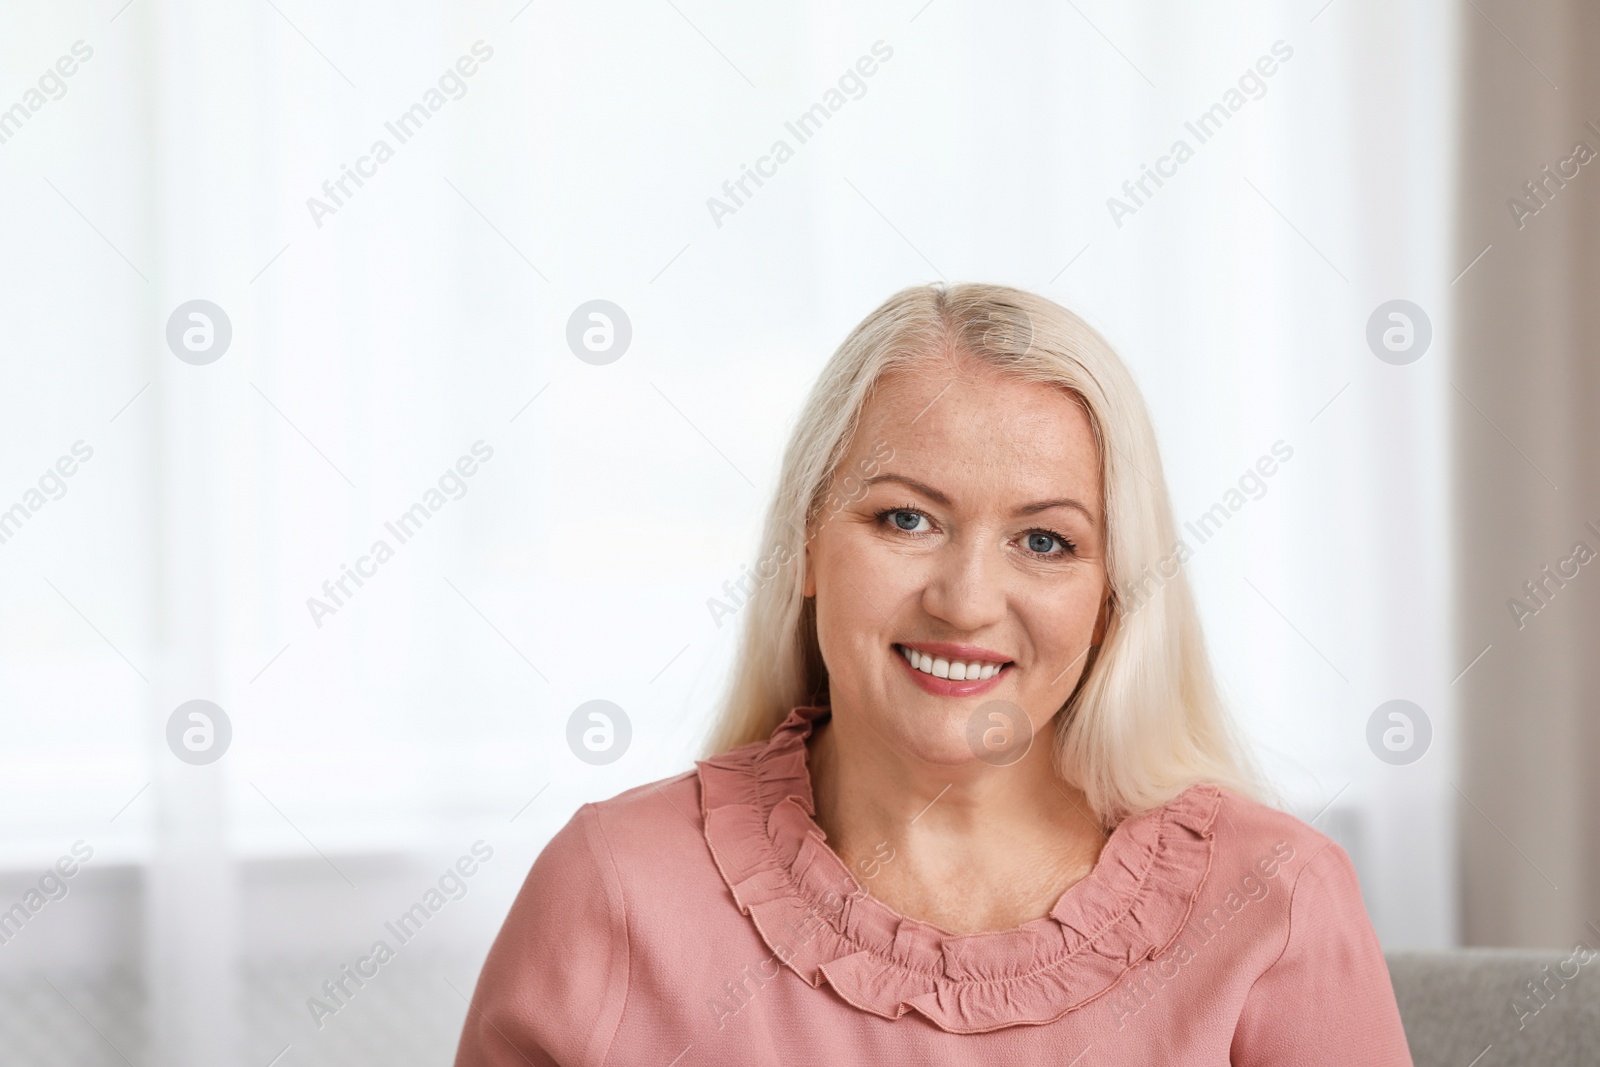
top-left (896, 644), bottom-right (1006, 681)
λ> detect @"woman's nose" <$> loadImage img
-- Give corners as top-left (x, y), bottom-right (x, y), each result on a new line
top-left (920, 535), bottom-right (1007, 631)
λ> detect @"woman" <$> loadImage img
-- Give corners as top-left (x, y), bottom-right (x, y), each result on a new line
top-left (455, 284), bottom-right (1414, 1064)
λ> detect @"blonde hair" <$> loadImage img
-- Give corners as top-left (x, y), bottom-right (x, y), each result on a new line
top-left (705, 282), bottom-right (1260, 823)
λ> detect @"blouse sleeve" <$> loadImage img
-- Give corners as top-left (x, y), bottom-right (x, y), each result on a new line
top-left (1230, 841), bottom-right (1413, 1066)
top-left (454, 803), bottom-right (630, 1067)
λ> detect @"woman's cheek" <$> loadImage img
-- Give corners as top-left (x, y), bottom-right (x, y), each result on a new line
top-left (869, 543), bottom-right (923, 596)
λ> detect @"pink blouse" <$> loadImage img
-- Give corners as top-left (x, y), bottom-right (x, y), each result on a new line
top-left (455, 706), bottom-right (1413, 1065)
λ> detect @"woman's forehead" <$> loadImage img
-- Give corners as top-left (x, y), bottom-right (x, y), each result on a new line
top-left (848, 366), bottom-right (1101, 507)
top-left (856, 365), bottom-right (1096, 458)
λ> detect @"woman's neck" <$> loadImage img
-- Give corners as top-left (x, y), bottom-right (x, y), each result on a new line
top-left (806, 710), bottom-right (1110, 935)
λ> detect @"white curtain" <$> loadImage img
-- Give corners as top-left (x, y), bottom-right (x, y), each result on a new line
top-left (0, 1), bottom-right (1460, 1063)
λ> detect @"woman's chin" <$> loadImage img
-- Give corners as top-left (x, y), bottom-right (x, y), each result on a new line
top-left (876, 711), bottom-right (998, 769)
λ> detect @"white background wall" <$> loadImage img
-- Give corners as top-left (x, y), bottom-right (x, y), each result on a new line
top-left (0, 1), bottom-right (1462, 1063)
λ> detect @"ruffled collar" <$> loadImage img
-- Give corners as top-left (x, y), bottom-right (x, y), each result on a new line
top-left (696, 705), bottom-right (1222, 1034)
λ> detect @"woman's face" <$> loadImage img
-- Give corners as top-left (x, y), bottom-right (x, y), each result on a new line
top-left (803, 356), bottom-right (1108, 767)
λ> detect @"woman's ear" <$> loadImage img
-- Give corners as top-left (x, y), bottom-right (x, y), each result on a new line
top-left (802, 540), bottom-right (816, 597)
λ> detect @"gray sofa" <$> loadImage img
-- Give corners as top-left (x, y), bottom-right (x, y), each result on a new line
top-left (1386, 951), bottom-right (1599, 1066)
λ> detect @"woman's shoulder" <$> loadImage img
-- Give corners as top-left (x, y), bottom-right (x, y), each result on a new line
top-left (1132, 781), bottom-right (1346, 903)
top-left (1209, 780), bottom-right (1337, 838)
top-left (1103, 786), bottom-right (1409, 1061)
top-left (588, 766), bottom-right (704, 827)
top-left (1179, 785), bottom-right (1375, 962)
top-left (1119, 785), bottom-right (1378, 992)
top-left (488, 770), bottom-right (708, 936)
top-left (457, 770), bottom-right (717, 1064)
top-left (1208, 784), bottom-right (1343, 873)
top-left (1137, 782), bottom-right (1365, 954)
top-left (546, 768), bottom-right (710, 877)
top-left (1202, 787), bottom-right (1411, 1062)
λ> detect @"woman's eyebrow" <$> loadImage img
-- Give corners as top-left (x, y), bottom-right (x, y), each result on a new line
top-left (863, 473), bottom-right (1096, 524)
top-left (863, 473), bottom-right (951, 505)
top-left (1017, 497), bottom-right (1096, 524)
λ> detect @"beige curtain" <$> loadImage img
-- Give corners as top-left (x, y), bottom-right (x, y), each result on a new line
top-left (1456, 0), bottom-right (1600, 946)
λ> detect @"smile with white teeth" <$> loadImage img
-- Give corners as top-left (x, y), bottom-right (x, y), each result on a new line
top-left (895, 644), bottom-right (1009, 681)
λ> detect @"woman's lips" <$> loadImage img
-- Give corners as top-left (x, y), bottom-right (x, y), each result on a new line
top-left (894, 643), bottom-right (1011, 697)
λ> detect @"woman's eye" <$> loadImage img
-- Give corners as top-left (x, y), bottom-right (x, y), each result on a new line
top-left (1024, 531), bottom-right (1073, 556)
top-left (888, 509), bottom-right (926, 532)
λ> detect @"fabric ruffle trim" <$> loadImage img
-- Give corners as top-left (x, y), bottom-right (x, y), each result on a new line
top-left (696, 705), bottom-right (1222, 1034)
